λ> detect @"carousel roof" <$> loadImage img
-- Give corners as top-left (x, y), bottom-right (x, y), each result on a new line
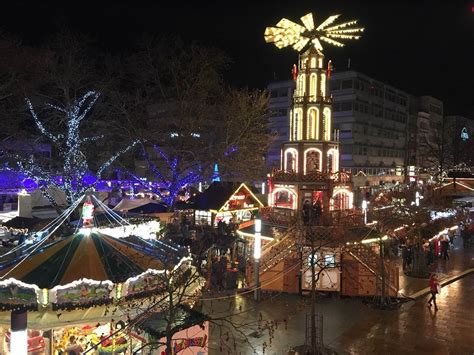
top-left (0, 229), bottom-right (185, 289)
top-left (0, 193), bottom-right (197, 312)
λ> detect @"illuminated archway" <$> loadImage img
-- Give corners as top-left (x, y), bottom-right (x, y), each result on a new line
top-left (271, 187), bottom-right (297, 210)
top-left (320, 73), bottom-right (326, 97)
top-left (284, 148), bottom-right (298, 172)
top-left (331, 188), bottom-right (353, 210)
top-left (327, 148), bottom-right (339, 173)
top-left (323, 107), bottom-right (331, 140)
top-left (307, 108), bottom-right (319, 139)
top-left (293, 108), bottom-right (303, 140)
top-left (304, 148), bottom-right (322, 174)
top-left (310, 73), bottom-right (317, 97)
top-left (297, 75), bottom-right (305, 97)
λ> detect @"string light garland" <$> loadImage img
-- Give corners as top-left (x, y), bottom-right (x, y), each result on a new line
top-left (123, 145), bottom-right (201, 207)
top-left (20, 91), bottom-right (139, 206)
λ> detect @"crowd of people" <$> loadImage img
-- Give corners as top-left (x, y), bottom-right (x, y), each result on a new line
top-left (397, 218), bottom-right (473, 273)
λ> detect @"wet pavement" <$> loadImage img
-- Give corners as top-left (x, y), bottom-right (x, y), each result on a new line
top-left (204, 239), bottom-right (474, 354)
top-left (398, 236), bottom-right (474, 297)
top-left (330, 274), bottom-right (474, 354)
top-left (204, 292), bottom-right (381, 355)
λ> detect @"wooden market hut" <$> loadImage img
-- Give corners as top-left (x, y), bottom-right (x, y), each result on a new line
top-left (187, 182), bottom-right (264, 226)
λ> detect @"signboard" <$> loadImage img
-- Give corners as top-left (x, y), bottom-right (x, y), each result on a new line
top-left (461, 127), bottom-right (469, 141)
top-left (0, 281), bottom-right (37, 305)
top-left (53, 280), bottom-right (112, 305)
top-left (125, 270), bottom-right (164, 297)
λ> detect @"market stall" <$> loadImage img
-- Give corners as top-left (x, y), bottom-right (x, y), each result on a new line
top-left (189, 182), bottom-right (264, 226)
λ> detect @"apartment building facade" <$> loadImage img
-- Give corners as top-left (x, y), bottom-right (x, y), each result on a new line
top-left (330, 71), bottom-right (409, 180)
top-left (266, 80), bottom-right (295, 168)
top-left (407, 96), bottom-right (444, 179)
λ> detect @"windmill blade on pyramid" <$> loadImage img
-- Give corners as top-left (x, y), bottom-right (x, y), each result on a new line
top-left (265, 12), bottom-right (364, 52)
top-left (300, 13), bottom-right (315, 31)
top-left (316, 14), bottom-right (341, 31)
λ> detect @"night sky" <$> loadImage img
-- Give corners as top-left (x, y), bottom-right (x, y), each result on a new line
top-left (1, 0), bottom-right (473, 116)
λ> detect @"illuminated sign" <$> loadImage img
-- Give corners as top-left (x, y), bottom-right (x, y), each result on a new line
top-left (461, 127), bottom-right (469, 141)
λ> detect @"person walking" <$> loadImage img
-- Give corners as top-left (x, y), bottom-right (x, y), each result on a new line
top-left (440, 235), bottom-right (450, 260)
top-left (428, 273), bottom-right (440, 311)
top-left (401, 244), bottom-right (409, 271)
top-left (448, 229), bottom-right (455, 246)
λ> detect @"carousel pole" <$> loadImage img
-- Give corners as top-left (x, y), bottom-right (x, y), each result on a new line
top-left (10, 308), bottom-right (27, 355)
top-left (50, 329), bottom-right (54, 355)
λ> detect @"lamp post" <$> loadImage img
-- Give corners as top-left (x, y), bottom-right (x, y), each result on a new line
top-left (11, 309), bottom-right (27, 355)
top-left (415, 191), bottom-right (421, 207)
top-left (362, 199), bottom-right (368, 224)
top-left (254, 217), bottom-right (262, 302)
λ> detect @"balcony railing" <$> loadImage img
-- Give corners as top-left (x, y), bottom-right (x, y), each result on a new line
top-left (271, 170), bottom-right (352, 184)
top-left (293, 95), bottom-right (332, 105)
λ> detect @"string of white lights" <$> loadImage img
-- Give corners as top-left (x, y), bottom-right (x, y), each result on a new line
top-left (91, 195), bottom-right (130, 226)
top-left (0, 195), bottom-right (86, 260)
top-left (0, 196), bottom-right (84, 279)
top-left (24, 91), bottom-right (139, 206)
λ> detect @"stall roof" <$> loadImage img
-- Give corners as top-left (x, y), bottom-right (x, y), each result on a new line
top-left (187, 182), bottom-right (263, 212)
top-left (113, 197), bottom-right (165, 212)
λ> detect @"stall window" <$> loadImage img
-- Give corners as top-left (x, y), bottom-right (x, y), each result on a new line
top-left (324, 254), bottom-right (336, 267)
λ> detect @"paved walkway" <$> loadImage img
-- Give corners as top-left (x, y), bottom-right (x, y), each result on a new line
top-left (205, 293), bottom-right (382, 355)
top-left (329, 274), bottom-right (474, 354)
top-left (398, 236), bottom-right (474, 298)
top-left (205, 239), bottom-right (474, 354)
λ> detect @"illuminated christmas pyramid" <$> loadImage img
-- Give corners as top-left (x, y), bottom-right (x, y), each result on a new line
top-left (264, 12), bottom-right (363, 212)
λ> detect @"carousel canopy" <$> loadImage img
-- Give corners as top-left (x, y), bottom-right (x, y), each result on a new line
top-left (0, 229), bottom-right (185, 289)
top-left (0, 193), bottom-right (197, 313)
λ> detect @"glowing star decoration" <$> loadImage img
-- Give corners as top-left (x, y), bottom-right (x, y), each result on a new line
top-left (264, 12), bottom-right (364, 52)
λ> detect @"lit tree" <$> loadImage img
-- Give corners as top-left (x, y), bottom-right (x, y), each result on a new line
top-left (15, 90), bottom-right (138, 207)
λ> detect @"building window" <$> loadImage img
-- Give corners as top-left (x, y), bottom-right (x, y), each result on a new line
top-left (324, 254), bottom-right (336, 267)
top-left (341, 80), bottom-right (353, 89)
top-left (195, 210), bottom-right (212, 225)
top-left (340, 102), bottom-right (352, 112)
top-left (330, 80), bottom-right (340, 91)
top-left (278, 88), bottom-right (288, 97)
